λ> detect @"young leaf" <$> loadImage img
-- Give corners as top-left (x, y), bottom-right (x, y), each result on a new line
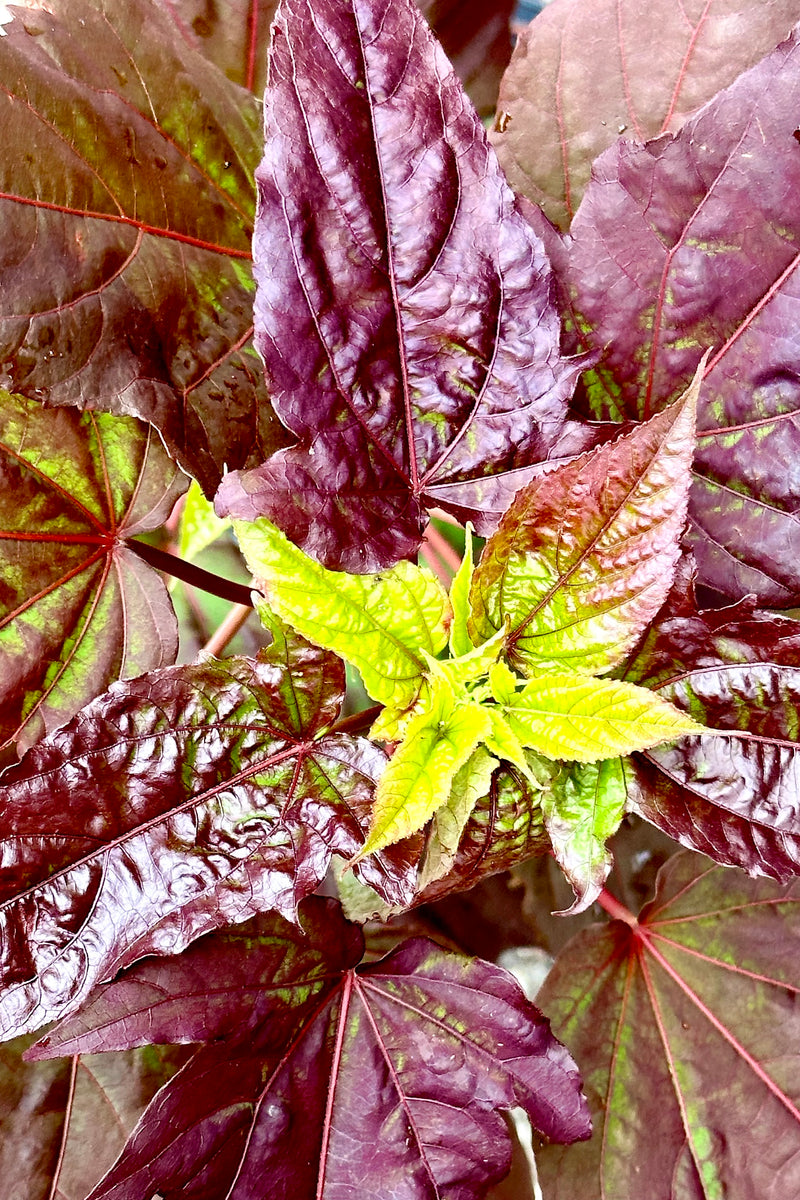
top-left (359, 677), bottom-right (493, 856)
top-left (449, 523), bottom-right (476, 658)
top-left (0, 393), bottom-right (186, 758)
top-left (0, 1034), bottom-right (189, 1200)
top-left (491, 0), bottom-right (800, 229)
top-left (469, 382), bottom-right (698, 675)
top-left (215, 0), bottom-right (582, 571)
top-left (541, 758), bottom-right (628, 914)
top-left (502, 673), bottom-right (704, 762)
top-left (0, 0), bottom-right (286, 491)
top-left (176, 479), bottom-right (231, 562)
top-left (554, 28), bottom-right (800, 604)
top-left (0, 636), bottom-right (413, 1041)
top-left (536, 852), bottom-right (800, 1200)
top-left (34, 900), bottom-right (590, 1199)
top-left (623, 563), bottom-right (800, 880)
top-left (236, 516), bottom-right (451, 709)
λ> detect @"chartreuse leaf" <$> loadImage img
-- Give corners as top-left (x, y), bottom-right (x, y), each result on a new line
top-left (234, 517), bottom-right (451, 710)
top-left (177, 480), bottom-right (231, 563)
top-left (537, 853), bottom-right (800, 1199)
top-left (502, 673), bottom-right (705, 763)
top-left (542, 758), bottom-right (628, 914)
top-left (449, 524), bottom-right (476, 658)
top-left (358, 677), bottom-right (493, 858)
top-left (469, 378), bottom-right (700, 675)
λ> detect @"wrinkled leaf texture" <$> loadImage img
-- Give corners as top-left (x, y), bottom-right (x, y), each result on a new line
top-left (216, 0), bottom-right (581, 571)
top-left (492, 0), bottom-right (800, 230)
top-left (623, 561), bottom-right (800, 881)
top-left (0, 1033), bottom-right (190, 1200)
top-left (536, 852), bottom-right (800, 1200)
top-left (0, 393), bottom-right (186, 758)
top-left (469, 389), bottom-right (697, 675)
top-left (0, 0), bottom-right (287, 492)
top-left (157, 0), bottom-right (515, 114)
top-left (33, 898), bottom-right (590, 1200)
top-left (552, 26), bottom-right (800, 604)
top-left (0, 632), bottom-right (415, 1042)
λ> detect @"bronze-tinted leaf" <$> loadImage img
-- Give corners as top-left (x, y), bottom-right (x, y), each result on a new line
top-left (0, 393), bottom-right (186, 758)
top-left (492, 0), bottom-right (800, 230)
top-left (537, 852), bottom-right (800, 1199)
top-left (216, 0), bottom-right (580, 570)
top-left (0, 0), bottom-right (287, 491)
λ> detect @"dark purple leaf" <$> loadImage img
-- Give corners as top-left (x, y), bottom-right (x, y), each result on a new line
top-left (215, 0), bottom-right (581, 571)
top-left (552, 28), bottom-right (800, 604)
top-left (492, 0), bottom-right (800, 230)
top-left (0, 394), bottom-right (186, 759)
top-left (0, 629), bottom-right (413, 1041)
top-left (623, 560), bottom-right (800, 880)
top-left (35, 899), bottom-right (589, 1199)
top-left (157, 0), bottom-right (514, 114)
top-left (0, 0), bottom-right (288, 492)
top-left (536, 852), bottom-right (800, 1200)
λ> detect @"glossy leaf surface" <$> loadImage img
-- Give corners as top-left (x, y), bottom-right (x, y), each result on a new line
top-left (537, 852), bottom-right (800, 1199)
top-left (35, 899), bottom-right (589, 1199)
top-left (469, 390), bottom-right (697, 674)
top-left (215, 0), bottom-right (581, 571)
top-left (0, 393), bottom-right (186, 757)
top-left (624, 566), bottom-right (800, 880)
top-left (0, 636), bottom-right (409, 1041)
top-left (492, 0), bottom-right (800, 229)
top-left (541, 758), bottom-right (628, 913)
top-left (0, 0), bottom-right (285, 491)
top-left (502, 673), bottom-right (703, 763)
top-left (1, 1034), bottom-right (189, 1200)
top-left (557, 29), bottom-right (800, 604)
top-left (237, 516), bottom-right (451, 709)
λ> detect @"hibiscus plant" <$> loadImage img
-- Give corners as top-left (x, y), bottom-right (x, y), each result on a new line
top-left (1, 0), bottom-right (800, 1196)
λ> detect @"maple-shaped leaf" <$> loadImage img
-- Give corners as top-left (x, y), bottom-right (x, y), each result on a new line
top-left (0, 0), bottom-right (288, 492)
top-left (0, 629), bottom-right (416, 1042)
top-left (536, 852), bottom-right (800, 1200)
top-left (469, 386), bottom-right (698, 675)
top-left (0, 392), bottom-right (186, 758)
top-left (491, 0), bottom-right (800, 230)
top-left (31, 898), bottom-right (591, 1199)
top-left (215, 0), bottom-right (582, 571)
top-left (551, 27), bottom-right (800, 605)
top-left (623, 560), bottom-right (800, 880)
top-left (0, 1032), bottom-right (190, 1200)
top-left (157, 0), bottom-right (515, 114)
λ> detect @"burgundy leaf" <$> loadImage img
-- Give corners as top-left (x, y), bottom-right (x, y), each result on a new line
top-left (215, 0), bottom-right (581, 571)
top-left (536, 852), bottom-right (800, 1199)
top-left (0, 632), bottom-right (413, 1041)
top-left (1, 1033), bottom-right (190, 1200)
top-left (492, 0), bottom-right (800, 230)
top-left (157, 0), bottom-right (514, 114)
top-left (623, 560), bottom-right (800, 880)
top-left (0, 394), bottom-right (186, 759)
top-left (0, 0), bottom-right (288, 492)
top-left (552, 27), bottom-right (800, 604)
top-left (36, 900), bottom-right (589, 1199)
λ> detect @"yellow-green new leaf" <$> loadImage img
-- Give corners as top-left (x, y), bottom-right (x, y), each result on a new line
top-left (503, 673), bottom-right (706, 763)
top-left (359, 680), bottom-right (492, 857)
top-left (543, 758), bottom-right (628, 914)
top-left (448, 525), bottom-right (475, 658)
top-left (235, 518), bottom-right (451, 709)
top-left (177, 480), bottom-right (232, 562)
